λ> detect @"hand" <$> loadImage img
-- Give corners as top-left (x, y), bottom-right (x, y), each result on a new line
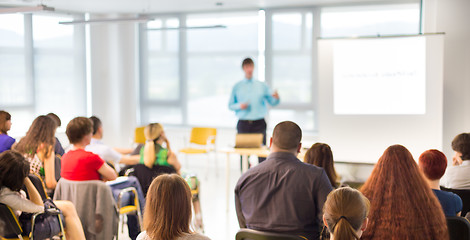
top-left (272, 91), bottom-right (279, 99)
top-left (453, 153), bottom-right (463, 166)
top-left (240, 103), bottom-right (249, 110)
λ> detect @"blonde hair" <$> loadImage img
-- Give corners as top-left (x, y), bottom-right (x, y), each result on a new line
top-left (143, 174), bottom-right (192, 240)
top-left (144, 123), bottom-right (164, 141)
top-left (143, 123), bottom-right (164, 167)
top-left (323, 187), bottom-right (370, 240)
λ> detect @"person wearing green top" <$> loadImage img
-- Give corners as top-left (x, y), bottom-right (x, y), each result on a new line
top-left (141, 123), bottom-right (181, 173)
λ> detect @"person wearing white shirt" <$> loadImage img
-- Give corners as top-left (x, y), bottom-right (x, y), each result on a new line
top-left (442, 133), bottom-right (470, 189)
top-left (85, 116), bottom-right (139, 171)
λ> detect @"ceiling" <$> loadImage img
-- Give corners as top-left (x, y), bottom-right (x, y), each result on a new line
top-left (0, 0), bottom-right (416, 14)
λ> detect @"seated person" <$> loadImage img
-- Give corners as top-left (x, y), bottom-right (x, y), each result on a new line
top-left (360, 145), bottom-right (448, 240)
top-left (0, 110), bottom-right (15, 153)
top-left (442, 133), bottom-right (470, 189)
top-left (304, 143), bottom-right (339, 188)
top-left (86, 116), bottom-right (139, 171)
top-left (61, 117), bottom-right (117, 182)
top-left (138, 174), bottom-right (210, 240)
top-left (0, 150), bottom-right (85, 240)
top-left (62, 117), bottom-right (143, 240)
top-left (323, 187), bottom-right (369, 240)
top-left (235, 121), bottom-right (333, 240)
top-left (419, 149), bottom-right (462, 216)
top-left (15, 115), bottom-right (59, 190)
top-left (46, 113), bottom-right (65, 156)
top-left (141, 123), bottom-right (181, 172)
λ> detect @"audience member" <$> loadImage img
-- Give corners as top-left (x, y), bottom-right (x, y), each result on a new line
top-left (46, 113), bottom-right (65, 156)
top-left (141, 123), bottom-right (181, 172)
top-left (0, 150), bottom-right (85, 240)
top-left (0, 110), bottom-right (15, 153)
top-left (61, 117), bottom-right (117, 181)
top-left (360, 145), bottom-right (448, 240)
top-left (419, 149), bottom-right (462, 216)
top-left (138, 174), bottom-right (210, 240)
top-left (86, 116), bottom-right (139, 171)
top-left (442, 133), bottom-right (470, 189)
top-left (62, 117), bottom-right (145, 240)
top-left (15, 115), bottom-right (58, 190)
top-left (235, 121), bottom-right (333, 240)
top-left (322, 187), bottom-right (369, 240)
top-left (304, 143), bottom-right (338, 188)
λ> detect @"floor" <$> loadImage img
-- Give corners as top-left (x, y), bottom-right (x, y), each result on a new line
top-left (118, 152), bottom-right (249, 240)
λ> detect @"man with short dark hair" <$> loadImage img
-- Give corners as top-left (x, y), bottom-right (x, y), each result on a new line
top-left (235, 121), bottom-right (333, 240)
top-left (86, 116), bottom-right (139, 170)
top-left (229, 57), bottom-right (280, 163)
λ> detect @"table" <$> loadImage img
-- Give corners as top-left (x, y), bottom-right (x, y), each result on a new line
top-left (218, 147), bottom-right (270, 212)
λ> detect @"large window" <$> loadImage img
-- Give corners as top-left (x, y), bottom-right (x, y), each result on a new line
top-left (0, 14), bottom-right (86, 134)
top-left (186, 12), bottom-right (259, 127)
top-left (139, 3), bottom-right (422, 131)
top-left (267, 10), bottom-right (315, 131)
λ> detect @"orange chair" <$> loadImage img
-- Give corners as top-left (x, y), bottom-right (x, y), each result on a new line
top-left (179, 128), bottom-right (217, 175)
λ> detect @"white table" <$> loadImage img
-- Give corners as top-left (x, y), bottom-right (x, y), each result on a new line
top-left (218, 147), bottom-right (270, 212)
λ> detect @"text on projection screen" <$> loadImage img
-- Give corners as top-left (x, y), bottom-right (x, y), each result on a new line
top-left (333, 37), bottom-right (426, 115)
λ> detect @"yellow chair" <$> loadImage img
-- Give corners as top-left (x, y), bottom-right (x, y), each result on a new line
top-left (179, 128), bottom-right (217, 174)
top-left (116, 187), bottom-right (143, 239)
top-left (134, 126), bottom-right (146, 144)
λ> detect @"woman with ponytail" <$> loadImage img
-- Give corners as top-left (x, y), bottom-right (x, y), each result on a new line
top-left (305, 143), bottom-right (338, 188)
top-left (323, 187), bottom-right (369, 240)
top-left (140, 123), bottom-right (181, 173)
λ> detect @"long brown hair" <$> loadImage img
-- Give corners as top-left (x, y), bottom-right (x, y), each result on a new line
top-left (360, 145), bottom-right (448, 240)
top-left (305, 143), bottom-right (337, 187)
top-left (143, 174), bottom-right (192, 240)
top-left (15, 115), bottom-right (56, 158)
top-left (0, 110), bottom-right (11, 134)
top-left (323, 187), bottom-right (370, 240)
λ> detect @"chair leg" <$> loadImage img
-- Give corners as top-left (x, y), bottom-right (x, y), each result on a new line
top-left (213, 151), bottom-right (218, 178)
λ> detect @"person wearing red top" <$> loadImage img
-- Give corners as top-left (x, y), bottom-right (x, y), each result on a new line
top-left (61, 117), bottom-right (117, 182)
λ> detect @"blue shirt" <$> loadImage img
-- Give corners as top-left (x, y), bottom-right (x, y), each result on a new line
top-left (433, 189), bottom-right (463, 216)
top-left (229, 78), bottom-right (280, 120)
top-left (0, 134), bottom-right (15, 153)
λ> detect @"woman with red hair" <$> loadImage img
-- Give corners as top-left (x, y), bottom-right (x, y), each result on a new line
top-left (419, 149), bottom-right (462, 216)
top-left (360, 145), bottom-right (448, 240)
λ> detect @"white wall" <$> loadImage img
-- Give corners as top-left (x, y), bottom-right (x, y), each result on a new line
top-left (423, 0), bottom-right (470, 159)
top-left (89, 14), bottom-right (139, 147)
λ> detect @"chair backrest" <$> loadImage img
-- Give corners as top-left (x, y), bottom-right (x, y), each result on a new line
top-left (441, 187), bottom-right (470, 216)
top-left (236, 229), bottom-right (305, 240)
top-left (189, 127), bottom-right (217, 145)
top-left (447, 216), bottom-right (470, 240)
top-left (134, 126), bottom-right (146, 144)
top-left (28, 173), bottom-right (49, 200)
top-left (53, 178), bottom-right (118, 240)
top-left (0, 203), bottom-right (23, 238)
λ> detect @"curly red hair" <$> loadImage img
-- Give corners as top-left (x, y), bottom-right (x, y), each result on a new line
top-left (360, 145), bottom-right (448, 240)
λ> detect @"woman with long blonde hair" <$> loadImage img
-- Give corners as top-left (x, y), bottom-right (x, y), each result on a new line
top-left (323, 187), bottom-right (369, 240)
top-left (140, 123), bottom-right (181, 172)
top-left (137, 174), bottom-right (210, 240)
top-left (360, 145), bottom-right (448, 240)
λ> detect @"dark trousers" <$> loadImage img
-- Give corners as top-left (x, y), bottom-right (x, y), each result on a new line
top-left (237, 119), bottom-right (267, 164)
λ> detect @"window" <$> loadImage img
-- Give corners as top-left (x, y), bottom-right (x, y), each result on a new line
top-left (0, 14), bottom-right (86, 134)
top-left (267, 11), bottom-right (315, 131)
top-left (321, 3), bottom-right (421, 38)
top-left (139, 4), bottom-right (421, 131)
top-left (33, 15), bottom-right (87, 127)
top-left (186, 12), bottom-right (259, 127)
top-left (141, 17), bottom-right (182, 124)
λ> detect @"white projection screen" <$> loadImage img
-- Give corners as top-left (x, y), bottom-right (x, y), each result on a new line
top-left (317, 35), bottom-right (444, 163)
